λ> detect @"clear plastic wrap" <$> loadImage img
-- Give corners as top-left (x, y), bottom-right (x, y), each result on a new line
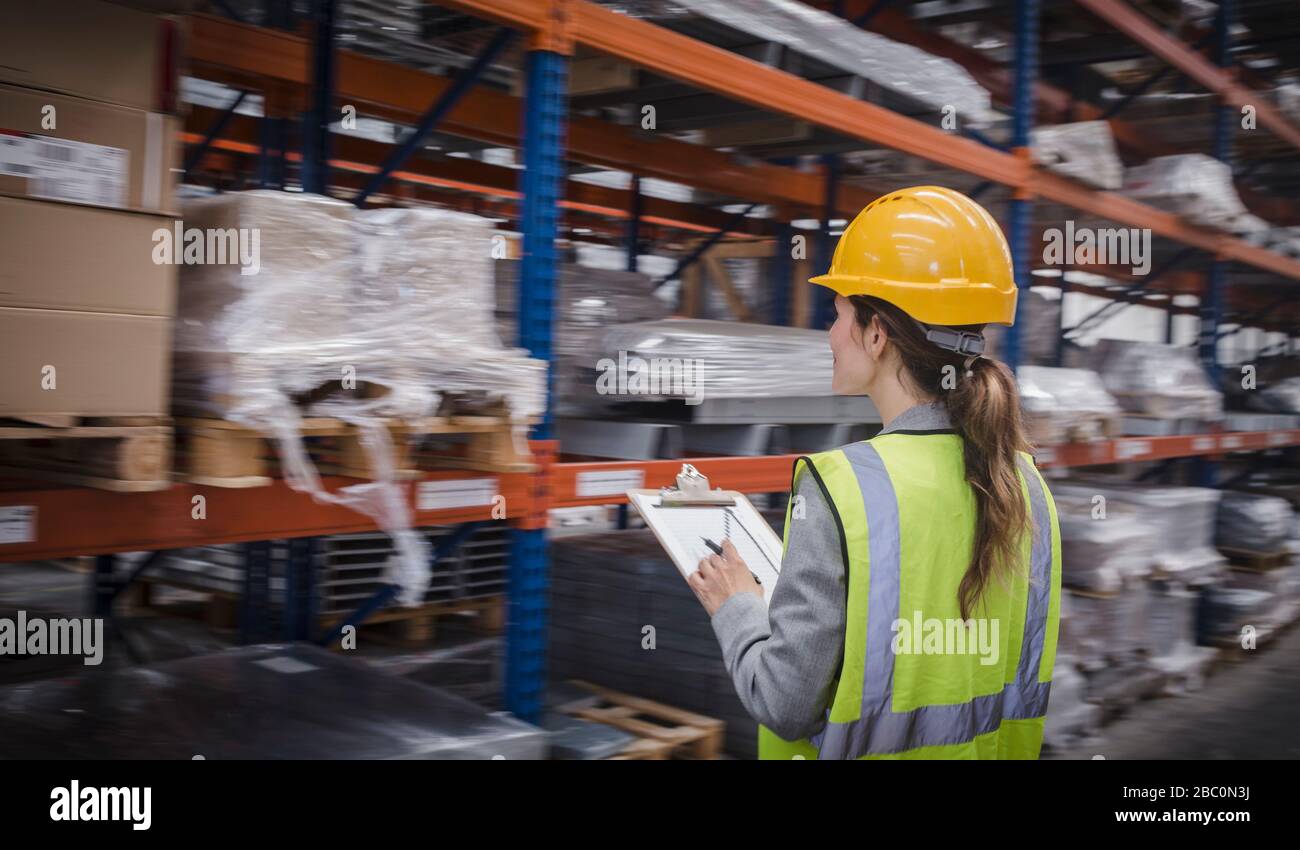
top-left (1051, 492), bottom-right (1153, 593)
top-left (585, 318), bottom-right (836, 401)
top-left (1215, 491), bottom-right (1294, 553)
top-left (1144, 580), bottom-right (1214, 693)
top-left (1054, 480), bottom-right (1224, 581)
top-left (494, 260), bottom-right (669, 416)
top-left (1083, 339), bottom-right (1223, 419)
top-left (1031, 121), bottom-right (1124, 190)
top-left (1018, 366), bottom-right (1120, 444)
top-left (1253, 376), bottom-right (1300, 413)
top-left (1063, 584), bottom-right (1147, 670)
top-left (1200, 586), bottom-right (1276, 638)
top-left (1121, 154), bottom-right (1253, 233)
top-left (602, 0), bottom-right (1000, 125)
top-left (174, 191), bottom-right (545, 605)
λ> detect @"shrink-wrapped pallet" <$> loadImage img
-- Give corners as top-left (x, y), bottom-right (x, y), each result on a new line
top-left (1054, 480), bottom-right (1224, 583)
top-left (1215, 491), bottom-right (1294, 553)
top-left (1084, 339), bottom-right (1223, 419)
top-left (1051, 491), bottom-right (1152, 593)
top-left (1144, 580), bottom-right (1215, 693)
top-left (174, 191), bottom-right (544, 604)
top-left (1122, 154), bottom-right (1252, 232)
top-left (1018, 366), bottom-right (1120, 444)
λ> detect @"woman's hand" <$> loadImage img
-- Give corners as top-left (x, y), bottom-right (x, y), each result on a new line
top-left (688, 539), bottom-right (764, 617)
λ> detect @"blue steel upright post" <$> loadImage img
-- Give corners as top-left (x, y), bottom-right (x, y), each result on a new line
top-left (300, 0), bottom-right (337, 195)
top-left (1005, 0), bottom-right (1040, 371)
top-left (1200, 0), bottom-right (1234, 385)
top-left (1197, 0), bottom-right (1235, 487)
top-left (813, 154), bottom-right (840, 330)
top-left (506, 45), bottom-right (568, 724)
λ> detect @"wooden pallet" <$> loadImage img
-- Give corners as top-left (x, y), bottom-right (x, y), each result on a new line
top-left (137, 574), bottom-right (506, 644)
top-left (0, 416), bottom-right (171, 491)
top-left (320, 595), bottom-right (506, 647)
top-left (1217, 546), bottom-right (1292, 570)
top-left (1028, 414), bottom-right (1119, 446)
top-left (175, 414), bottom-right (532, 487)
top-left (556, 681), bottom-right (725, 760)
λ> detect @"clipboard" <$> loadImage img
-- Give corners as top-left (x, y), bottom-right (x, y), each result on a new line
top-left (627, 464), bottom-right (783, 605)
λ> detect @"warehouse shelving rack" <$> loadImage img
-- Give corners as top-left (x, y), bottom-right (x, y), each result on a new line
top-left (3, 0), bottom-right (1300, 725)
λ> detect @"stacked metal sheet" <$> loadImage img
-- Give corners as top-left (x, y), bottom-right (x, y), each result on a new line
top-left (154, 522), bottom-right (510, 618)
top-left (319, 524), bottom-right (510, 615)
top-left (0, 644), bottom-right (547, 759)
top-left (494, 260), bottom-right (670, 417)
top-left (549, 530), bottom-right (758, 758)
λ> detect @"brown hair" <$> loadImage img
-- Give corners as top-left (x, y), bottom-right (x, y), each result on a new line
top-left (849, 295), bottom-right (1032, 619)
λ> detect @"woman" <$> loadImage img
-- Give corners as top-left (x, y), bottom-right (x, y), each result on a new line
top-left (688, 186), bottom-right (1062, 760)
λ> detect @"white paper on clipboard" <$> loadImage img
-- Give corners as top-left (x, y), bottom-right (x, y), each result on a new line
top-left (627, 489), bottom-right (783, 605)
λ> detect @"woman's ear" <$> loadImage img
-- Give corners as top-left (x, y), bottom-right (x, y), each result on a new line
top-left (867, 314), bottom-right (888, 359)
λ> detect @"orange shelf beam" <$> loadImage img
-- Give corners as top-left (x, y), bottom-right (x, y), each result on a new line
top-left (0, 468), bottom-right (537, 563)
top-left (187, 4), bottom-right (1300, 283)
top-left (445, 0), bottom-right (1300, 258)
top-left (2, 431), bottom-right (1297, 559)
top-left (1074, 0), bottom-right (1300, 152)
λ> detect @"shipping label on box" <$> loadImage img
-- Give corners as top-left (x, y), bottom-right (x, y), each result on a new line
top-left (0, 85), bottom-right (176, 215)
top-left (0, 132), bottom-right (129, 209)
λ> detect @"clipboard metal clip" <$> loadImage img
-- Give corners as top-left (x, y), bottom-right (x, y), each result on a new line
top-left (659, 463), bottom-right (735, 507)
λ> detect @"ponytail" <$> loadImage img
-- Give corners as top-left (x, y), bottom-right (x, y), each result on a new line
top-left (945, 356), bottom-right (1031, 619)
top-left (848, 296), bottom-right (1032, 619)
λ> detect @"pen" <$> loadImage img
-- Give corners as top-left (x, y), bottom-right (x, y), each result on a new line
top-left (701, 537), bottom-right (761, 586)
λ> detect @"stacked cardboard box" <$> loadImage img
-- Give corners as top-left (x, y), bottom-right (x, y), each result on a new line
top-left (0, 0), bottom-right (180, 418)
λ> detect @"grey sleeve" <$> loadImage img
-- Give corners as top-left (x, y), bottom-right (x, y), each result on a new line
top-left (709, 470), bottom-right (847, 742)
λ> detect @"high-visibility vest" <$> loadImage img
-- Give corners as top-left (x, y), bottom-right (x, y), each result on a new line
top-left (759, 432), bottom-right (1062, 760)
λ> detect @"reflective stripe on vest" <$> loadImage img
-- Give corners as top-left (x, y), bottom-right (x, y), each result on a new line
top-left (810, 446), bottom-right (1055, 759)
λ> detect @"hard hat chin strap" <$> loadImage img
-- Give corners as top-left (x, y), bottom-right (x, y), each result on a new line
top-left (914, 320), bottom-right (986, 358)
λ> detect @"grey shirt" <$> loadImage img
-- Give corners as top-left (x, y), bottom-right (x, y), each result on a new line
top-left (709, 401), bottom-right (954, 742)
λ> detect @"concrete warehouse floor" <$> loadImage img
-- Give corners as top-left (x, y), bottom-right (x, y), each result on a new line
top-left (1052, 624), bottom-right (1300, 760)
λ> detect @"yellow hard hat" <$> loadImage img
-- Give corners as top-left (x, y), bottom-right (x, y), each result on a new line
top-left (809, 185), bottom-right (1018, 326)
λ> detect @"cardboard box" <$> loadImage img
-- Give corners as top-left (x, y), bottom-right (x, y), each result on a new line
top-left (0, 307), bottom-right (171, 416)
top-left (0, 0), bottom-right (180, 113)
top-left (0, 84), bottom-right (178, 215)
top-left (0, 197), bottom-right (176, 316)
